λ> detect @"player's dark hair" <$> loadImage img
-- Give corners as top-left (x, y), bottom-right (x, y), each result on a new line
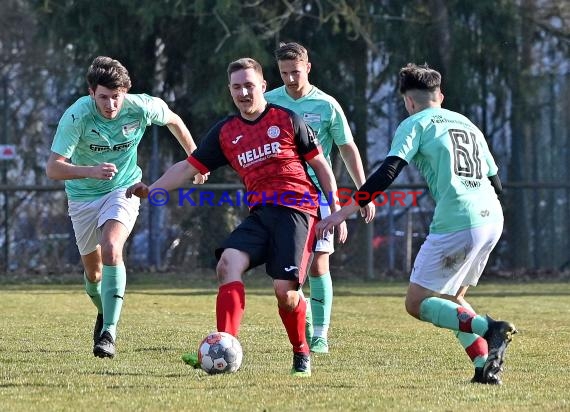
top-left (227, 57), bottom-right (264, 82)
top-left (274, 42), bottom-right (309, 62)
top-left (398, 63), bottom-right (441, 94)
top-left (86, 56), bottom-right (132, 91)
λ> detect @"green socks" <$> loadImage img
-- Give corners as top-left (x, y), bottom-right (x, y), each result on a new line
top-left (419, 297), bottom-right (489, 336)
top-left (84, 273), bottom-right (103, 314)
top-left (101, 264), bottom-right (127, 340)
top-left (309, 272), bottom-right (333, 338)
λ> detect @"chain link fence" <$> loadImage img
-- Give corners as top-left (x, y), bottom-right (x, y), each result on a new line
top-left (1, 183), bottom-right (569, 279)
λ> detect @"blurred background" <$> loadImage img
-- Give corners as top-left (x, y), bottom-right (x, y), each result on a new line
top-left (0, 0), bottom-right (568, 279)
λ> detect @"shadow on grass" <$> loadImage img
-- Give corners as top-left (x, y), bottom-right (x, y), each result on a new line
top-left (132, 346), bottom-right (178, 352)
top-left (127, 288), bottom-right (570, 298)
top-left (3, 286), bottom-right (569, 299)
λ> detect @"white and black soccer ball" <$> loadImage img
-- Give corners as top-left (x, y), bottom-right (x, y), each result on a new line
top-left (198, 331), bottom-right (243, 374)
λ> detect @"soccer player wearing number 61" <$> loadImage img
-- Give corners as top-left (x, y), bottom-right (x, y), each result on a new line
top-left (316, 63), bottom-right (517, 384)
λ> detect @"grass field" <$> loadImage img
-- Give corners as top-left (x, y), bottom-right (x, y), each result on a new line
top-left (1, 279), bottom-right (569, 411)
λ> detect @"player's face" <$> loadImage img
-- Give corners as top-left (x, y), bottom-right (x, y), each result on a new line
top-left (229, 68), bottom-right (267, 120)
top-left (89, 85), bottom-right (127, 119)
top-left (277, 59), bottom-right (311, 99)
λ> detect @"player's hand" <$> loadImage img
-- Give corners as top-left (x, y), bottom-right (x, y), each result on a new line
top-left (336, 221), bottom-right (348, 244)
top-left (92, 162), bottom-right (118, 180)
top-left (126, 182), bottom-right (149, 199)
top-left (316, 211), bottom-right (346, 240)
top-left (193, 172), bottom-right (210, 185)
top-left (360, 202), bottom-right (376, 223)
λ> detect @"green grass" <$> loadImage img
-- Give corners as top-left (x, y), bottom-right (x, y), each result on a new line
top-left (1, 281), bottom-right (569, 411)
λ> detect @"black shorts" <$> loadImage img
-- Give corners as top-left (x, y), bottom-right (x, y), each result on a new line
top-left (215, 205), bottom-right (316, 282)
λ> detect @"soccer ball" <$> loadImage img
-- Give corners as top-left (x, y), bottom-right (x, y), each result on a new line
top-left (198, 331), bottom-right (243, 374)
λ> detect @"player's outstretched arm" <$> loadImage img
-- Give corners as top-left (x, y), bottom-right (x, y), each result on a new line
top-left (46, 152), bottom-right (117, 181)
top-left (307, 153), bottom-right (348, 244)
top-left (316, 155), bottom-right (408, 240)
top-left (165, 110), bottom-right (209, 185)
top-left (126, 159), bottom-right (200, 199)
top-left (338, 142), bottom-right (375, 223)
top-left (315, 203), bottom-right (360, 240)
top-left (165, 110), bottom-right (197, 155)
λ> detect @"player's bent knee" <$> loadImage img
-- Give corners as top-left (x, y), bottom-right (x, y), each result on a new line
top-left (404, 296), bottom-right (422, 319)
top-left (274, 289), bottom-right (297, 311)
top-left (85, 270), bottom-right (102, 283)
top-left (216, 259), bottom-right (244, 285)
top-left (99, 239), bottom-right (126, 265)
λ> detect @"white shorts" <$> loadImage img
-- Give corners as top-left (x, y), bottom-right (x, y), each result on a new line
top-left (68, 188), bottom-right (140, 256)
top-left (315, 203), bottom-right (334, 254)
top-left (410, 222), bottom-right (503, 295)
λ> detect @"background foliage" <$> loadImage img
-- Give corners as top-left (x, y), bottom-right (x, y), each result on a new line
top-left (1, 0), bottom-right (569, 273)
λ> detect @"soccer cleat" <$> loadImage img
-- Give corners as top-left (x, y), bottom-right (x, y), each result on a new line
top-left (93, 331), bottom-right (116, 358)
top-left (290, 352), bottom-right (311, 377)
top-left (483, 315), bottom-right (517, 380)
top-left (304, 297), bottom-right (314, 344)
top-left (93, 313), bottom-right (103, 344)
top-left (310, 336), bottom-right (329, 354)
top-left (181, 352), bottom-right (202, 369)
top-left (471, 367), bottom-right (502, 385)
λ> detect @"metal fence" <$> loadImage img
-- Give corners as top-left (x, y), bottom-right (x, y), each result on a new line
top-left (1, 183), bottom-right (569, 279)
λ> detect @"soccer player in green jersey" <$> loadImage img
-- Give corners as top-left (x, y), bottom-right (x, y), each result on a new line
top-left (46, 56), bottom-right (205, 358)
top-left (316, 63), bottom-right (517, 384)
top-left (265, 42), bottom-right (375, 353)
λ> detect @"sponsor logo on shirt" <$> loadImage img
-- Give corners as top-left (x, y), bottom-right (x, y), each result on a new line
top-left (237, 142), bottom-right (281, 167)
top-left (113, 141), bottom-right (135, 151)
top-left (89, 139), bottom-right (136, 153)
top-left (90, 144), bottom-right (111, 153)
top-left (232, 135), bottom-right (243, 144)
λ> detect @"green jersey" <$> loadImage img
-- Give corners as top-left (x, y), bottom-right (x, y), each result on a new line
top-left (51, 94), bottom-right (170, 201)
top-left (388, 107), bottom-right (503, 233)
top-left (265, 85), bottom-right (353, 189)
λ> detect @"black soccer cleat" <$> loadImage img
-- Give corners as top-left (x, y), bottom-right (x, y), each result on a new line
top-left (93, 313), bottom-right (103, 344)
top-left (290, 352), bottom-right (311, 377)
top-left (471, 367), bottom-right (502, 385)
top-left (93, 331), bottom-right (116, 358)
top-left (483, 315), bottom-right (517, 380)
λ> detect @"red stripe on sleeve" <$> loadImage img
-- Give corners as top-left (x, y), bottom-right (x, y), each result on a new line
top-left (302, 146), bottom-right (322, 162)
top-left (187, 156), bottom-right (210, 175)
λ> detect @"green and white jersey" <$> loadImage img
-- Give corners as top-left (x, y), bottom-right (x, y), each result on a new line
top-left (265, 85), bottom-right (353, 190)
top-left (388, 107), bottom-right (503, 233)
top-left (51, 94), bottom-right (170, 201)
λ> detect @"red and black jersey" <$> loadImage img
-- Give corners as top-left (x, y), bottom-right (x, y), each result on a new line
top-left (188, 104), bottom-right (322, 216)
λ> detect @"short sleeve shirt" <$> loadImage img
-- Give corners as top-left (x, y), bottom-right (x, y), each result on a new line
top-left (388, 107), bottom-right (503, 233)
top-left (188, 104), bottom-right (322, 216)
top-left (265, 86), bottom-right (352, 190)
top-left (51, 94), bottom-right (170, 201)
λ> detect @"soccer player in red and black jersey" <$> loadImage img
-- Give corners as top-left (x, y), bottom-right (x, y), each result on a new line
top-left (127, 57), bottom-right (346, 377)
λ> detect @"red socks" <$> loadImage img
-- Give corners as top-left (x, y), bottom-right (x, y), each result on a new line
top-left (216, 281), bottom-right (245, 337)
top-left (217, 282), bottom-right (308, 355)
top-left (279, 296), bottom-right (309, 354)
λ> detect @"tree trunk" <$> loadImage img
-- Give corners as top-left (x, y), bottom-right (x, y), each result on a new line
top-left (506, 0), bottom-right (535, 268)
